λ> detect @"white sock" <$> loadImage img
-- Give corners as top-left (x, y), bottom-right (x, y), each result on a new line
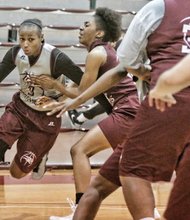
top-left (77, 113), bottom-right (88, 122)
top-left (138, 207), bottom-right (160, 220)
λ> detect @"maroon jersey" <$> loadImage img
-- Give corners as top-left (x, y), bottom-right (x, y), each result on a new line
top-left (147, 0), bottom-right (190, 88)
top-left (90, 40), bottom-right (139, 117)
top-left (120, 0), bottom-right (190, 178)
top-left (89, 40), bottom-right (140, 150)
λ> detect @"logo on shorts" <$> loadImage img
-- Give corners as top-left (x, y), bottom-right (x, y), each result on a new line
top-left (20, 151), bottom-right (36, 167)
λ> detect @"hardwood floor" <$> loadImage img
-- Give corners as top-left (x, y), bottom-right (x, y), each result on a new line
top-left (0, 169), bottom-right (173, 220)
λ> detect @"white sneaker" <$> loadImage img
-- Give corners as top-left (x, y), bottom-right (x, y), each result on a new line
top-left (154, 208), bottom-right (161, 219)
top-left (49, 213), bottom-right (74, 220)
top-left (49, 198), bottom-right (77, 220)
top-left (31, 153), bottom-right (48, 180)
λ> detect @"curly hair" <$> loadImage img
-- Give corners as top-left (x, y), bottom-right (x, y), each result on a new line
top-left (94, 7), bottom-right (122, 42)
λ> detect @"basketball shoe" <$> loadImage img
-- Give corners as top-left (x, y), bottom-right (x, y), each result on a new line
top-left (67, 110), bottom-right (84, 129)
top-left (32, 153), bottom-right (48, 180)
top-left (49, 198), bottom-right (77, 220)
top-left (49, 205), bottom-right (161, 220)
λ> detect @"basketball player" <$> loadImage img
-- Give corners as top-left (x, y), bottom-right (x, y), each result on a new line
top-left (42, 0), bottom-right (190, 219)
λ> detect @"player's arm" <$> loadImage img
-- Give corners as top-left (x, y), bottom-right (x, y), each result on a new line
top-left (117, 0), bottom-right (164, 79)
top-left (67, 48), bottom-right (105, 97)
top-left (0, 47), bottom-right (16, 82)
top-left (155, 55), bottom-right (190, 93)
top-left (47, 49), bottom-right (104, 98)
top-left (61, 63), bottom-right (127, 110)
top-left (43, 62), bottom-right (127, 117)
top-left (49, 47), bottom-right (105, 98)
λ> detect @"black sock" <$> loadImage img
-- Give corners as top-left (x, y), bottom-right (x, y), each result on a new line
top-left (75, 192), bottom-right (84, 204)
top-left (0, 139), bottom-right (9, 161)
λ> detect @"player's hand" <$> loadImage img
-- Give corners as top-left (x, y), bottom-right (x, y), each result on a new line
top-left (29, 74), bottom-right (56, 90)
top-left (128, 64), bottom-right (151, 83)
top-left (148, 89), bottom-right (177, 112)
top-left (43, 98), bottom-right (81, 118)
top-left (139, 64), bottom-right (151, 83)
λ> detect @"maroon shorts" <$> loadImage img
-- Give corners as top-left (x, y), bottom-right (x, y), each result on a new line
top-left (119, 92), bottom-right (190, 182)
top-left (99, 144), bottom-right (123, 186)
top-left (99, 110), bottom-right (135, 186)
top-left (164, 143), bottom-right (190, 220)
top-left (98, 109), bottom-right (135, 150)
top-left (0, 93), bottom-right (61, 173)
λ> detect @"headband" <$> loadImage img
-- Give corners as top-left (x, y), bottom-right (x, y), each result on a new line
top-left (20, 20), bottom-right (42, 30)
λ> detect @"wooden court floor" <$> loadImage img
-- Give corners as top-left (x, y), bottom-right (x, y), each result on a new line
top-left (0, 168), bottom-right (174, 220)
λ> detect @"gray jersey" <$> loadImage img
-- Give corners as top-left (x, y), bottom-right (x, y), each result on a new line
top-left (15, 43), bottom-right (61, 111)
top-left (116, 0), bottom-right (165, 100)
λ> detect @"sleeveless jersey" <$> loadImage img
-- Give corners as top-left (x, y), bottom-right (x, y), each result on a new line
top-left (90, 40), bottom-right (139, 113)
top-left (15, 43), bottom-right (61, 111)
top-left (147, 0), bottom-right (190, 89)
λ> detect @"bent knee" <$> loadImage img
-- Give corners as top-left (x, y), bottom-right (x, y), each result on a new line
top-left (10, 169), bottom-right (27, 179)
top-left (91, 175), bottom-right (118, 199)
top-left (91, 177), bottom-right (108, 194)
top-left (10, 161), bottom-right (28, 179)
top-left (70, 143), bottom-right (88, 158)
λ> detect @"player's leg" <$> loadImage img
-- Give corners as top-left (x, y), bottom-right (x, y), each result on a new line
top-left (71, 125), bottom-right (111, 202)
top-left (73, 142), bottom-right (123, 220)
top-left (10, 128), bottom-right (59, 179)
top-left (9, 160), bottom-right (28, 179)
top-left (120, 176), bottom-right (155, 220)
top-left (0, 103), bottom-right (24, 168)
top-left (164, 143), bottom-right (190, 220)
top-left (67, 102), bottom-right (105, 127)
top-left (83, 102), bottom-right (105, 119)
top-left (32, 152), bottom-right (49, 180)
top-left (49, 125), bottom-right (111, 220)
top-left (73, 174), bottom-right (119, 220)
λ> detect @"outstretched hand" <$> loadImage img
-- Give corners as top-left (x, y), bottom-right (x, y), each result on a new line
top-left (43, 97), bottom-right (82, 118)
top-left (148, 89), bottom-right (177, 112)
